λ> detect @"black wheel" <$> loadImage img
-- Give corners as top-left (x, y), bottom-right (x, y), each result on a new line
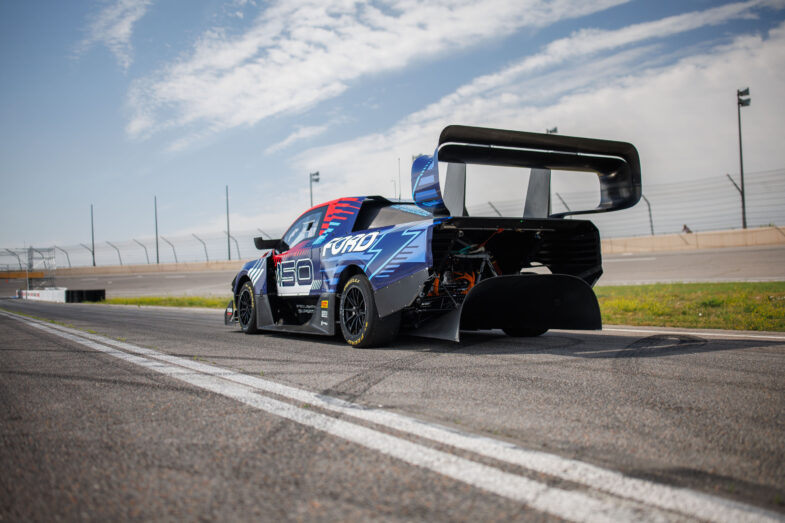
top-left (237, 281), bottom-right (259, 334)
top-left (503, 326), bottom-right (548, 337)
top-left (339, 275), bottom-right (399, 348)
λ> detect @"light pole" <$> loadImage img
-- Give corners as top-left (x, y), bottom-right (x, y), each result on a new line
top-left (736, 87), bottom-right (750, 229)
top-left (309, 171), bottom-right (320, 207)
top-left (154, 196), bottom-right (160, 264)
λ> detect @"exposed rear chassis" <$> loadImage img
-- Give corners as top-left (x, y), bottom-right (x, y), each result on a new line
top-left (399, 216), bottom-right (603, 341)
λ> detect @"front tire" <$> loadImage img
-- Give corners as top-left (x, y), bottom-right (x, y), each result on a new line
top-left (237, 281), bottom-right (259, 334)
top-left (339, 275), bottom-right (399, 347)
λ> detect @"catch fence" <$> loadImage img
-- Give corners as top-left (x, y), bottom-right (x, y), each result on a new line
top-left (1, 169), bottom-right (783, 269)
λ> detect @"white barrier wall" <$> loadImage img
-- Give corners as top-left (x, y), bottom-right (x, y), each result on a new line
top-left (19, 288), bottom-right (67, 303)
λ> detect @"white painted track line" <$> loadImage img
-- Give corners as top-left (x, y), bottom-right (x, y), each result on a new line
top-left (2, 310), bottom-right (781, 523)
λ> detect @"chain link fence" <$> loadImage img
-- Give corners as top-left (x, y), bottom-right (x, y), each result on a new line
top-left (469, 168), bottom-right (784, 237)
top-left (1, 169), bottom-right (783, 269)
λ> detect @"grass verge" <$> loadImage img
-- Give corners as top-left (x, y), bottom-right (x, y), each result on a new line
top-left (99, 281), bottom-right (785, 332)
top-left (103, 296), bottom-right (230, 309)
top-left (595, 282), bottom-right (785, 332)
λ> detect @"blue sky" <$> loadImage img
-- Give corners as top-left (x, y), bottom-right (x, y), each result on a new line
top-left (2, 0), bottom-right (785, 250)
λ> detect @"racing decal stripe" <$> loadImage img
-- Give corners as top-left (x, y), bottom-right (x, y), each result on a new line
top-left (369, 229), bottom-right (422, 279)
top-left (247, 259), bottom-right (266, 286)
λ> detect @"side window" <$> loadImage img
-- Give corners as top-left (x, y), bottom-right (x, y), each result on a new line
top-left (282, 207), bottom-right (325, 250)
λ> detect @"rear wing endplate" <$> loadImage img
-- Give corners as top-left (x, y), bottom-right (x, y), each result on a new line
top-left (411, 125), bottom-right (641, 218)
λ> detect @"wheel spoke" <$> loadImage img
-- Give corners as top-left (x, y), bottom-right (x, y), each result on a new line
top-left (239, 290), bottom-right (252, 326)
top-left (342, 286), bottom-right (367, 336)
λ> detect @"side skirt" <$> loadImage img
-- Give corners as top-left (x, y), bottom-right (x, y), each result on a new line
top-left (257, 292), bottom-right (336, 336)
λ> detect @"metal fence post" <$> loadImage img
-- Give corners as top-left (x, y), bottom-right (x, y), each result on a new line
top-left (641, 194), bottom-right (654, 236)
top-left (161, 236), bottom-right (178, 263)
top-left (4, 249), bottom-right (22, 270)
top-left (133, 239), bottom-right (150, 264)
top-left (555, 192), bottom-right (571, 213)
top-left (106, 241), bottom-right (123, 266)
top-left (80, 243), bottom-right (95, 265)
top-left (224, 231), bottom-right (241, 259)
top-left (53, 246), bottom-right (72, 268)
top-left (725, 174), bottom-right (746, 229)
top-left (192, 234), bottom-right (209, 262)
top-left (90, 204), bottom-right (96, 267)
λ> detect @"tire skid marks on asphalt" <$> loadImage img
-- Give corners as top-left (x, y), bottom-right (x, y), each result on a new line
top-left (1, 311), bottom-right (780, 523)
top-left (603, 327), bottom-right (785, 341)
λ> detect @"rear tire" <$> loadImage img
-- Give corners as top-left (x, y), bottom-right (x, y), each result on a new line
top-left (237, 281), bottom-right (260, 334)
top-left (340, 275), bottom-right (399, 347)
top-left (503, 327), bottom-right (548, 337)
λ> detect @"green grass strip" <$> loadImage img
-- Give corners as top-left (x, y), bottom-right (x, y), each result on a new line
top-left (595, 281), bottom-right (785, 332)
top-left (98, 281), bottom-right (785, 332)
top-left (103, 296), bottom-right (230, 309)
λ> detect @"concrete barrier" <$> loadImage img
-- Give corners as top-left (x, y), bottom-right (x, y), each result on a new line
top-left (18, 288), bottom-right (106, 302)
top-left (602, 226), bottom-right (785, 254)
top-left (19, 288), bottom-right (67, 303)
top-left (48, 226), bottom-right (784, 276)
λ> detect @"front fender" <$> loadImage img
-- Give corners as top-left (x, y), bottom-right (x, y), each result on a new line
top-left (232, 253), bottom-right (272, 296)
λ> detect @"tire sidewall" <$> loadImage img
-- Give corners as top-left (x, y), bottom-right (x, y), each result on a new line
top-left (340, 276), bottom-right (373, 346)
top-left (238, 281), bottom-right (258, 333)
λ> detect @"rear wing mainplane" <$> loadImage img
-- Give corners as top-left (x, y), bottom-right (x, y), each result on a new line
top-left (411, 125), bottom-right (642, 218)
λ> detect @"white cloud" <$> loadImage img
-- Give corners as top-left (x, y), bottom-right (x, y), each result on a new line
top-left (126, 0), bottom-right (629, 145)
top-left (289, 10), bottom-right (785, 221)
top-left (264, 125), bottom-right (329, 154)
top-left (402, 0), bottom-right (782, 128)
top-left (79, 0), bottom-right (152, 71)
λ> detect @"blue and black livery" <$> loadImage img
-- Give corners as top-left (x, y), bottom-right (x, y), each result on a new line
top-left (226, 125), bottom-right (642, 347)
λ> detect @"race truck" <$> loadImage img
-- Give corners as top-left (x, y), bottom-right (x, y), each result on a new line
top-left (225, 125), bottom-right (641, 346)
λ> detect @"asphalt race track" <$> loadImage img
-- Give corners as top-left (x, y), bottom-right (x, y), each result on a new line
top-left (1, 299), bottom-right (783, 521)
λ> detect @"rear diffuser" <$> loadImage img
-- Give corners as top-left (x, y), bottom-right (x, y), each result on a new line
top-left (410, 274), bottom-right (601, 342)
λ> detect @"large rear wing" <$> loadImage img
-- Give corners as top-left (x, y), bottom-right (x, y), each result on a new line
top-left (411, 125), bottom-right (641, 218)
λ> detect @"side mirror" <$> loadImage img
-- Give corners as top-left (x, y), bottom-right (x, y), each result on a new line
top-left (254, 236), bottom-right (288, 252)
